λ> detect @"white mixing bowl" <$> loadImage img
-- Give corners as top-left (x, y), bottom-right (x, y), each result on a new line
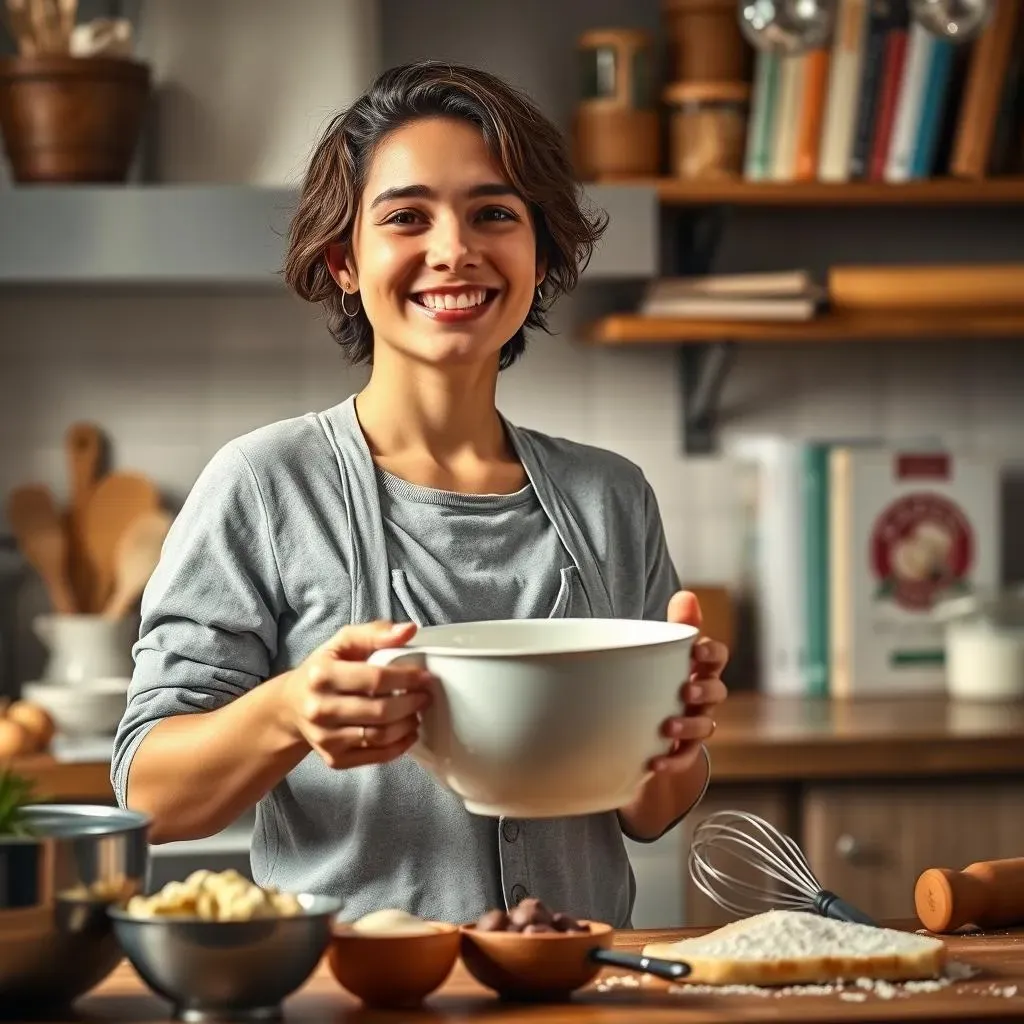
top-left (369, 618), bottom-right (699, 818)
top-left (21, 677), bottom-right (130, 737)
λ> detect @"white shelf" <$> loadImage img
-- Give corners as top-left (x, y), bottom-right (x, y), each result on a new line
top-left (0, 183), bottom-right (658, 285)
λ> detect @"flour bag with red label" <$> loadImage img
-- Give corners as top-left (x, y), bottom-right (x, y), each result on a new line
top-left (828, 448), bottom-right (1001, 697)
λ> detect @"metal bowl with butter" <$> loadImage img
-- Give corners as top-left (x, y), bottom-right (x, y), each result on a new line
top-left (108, 869), bottom-right (341, 1022)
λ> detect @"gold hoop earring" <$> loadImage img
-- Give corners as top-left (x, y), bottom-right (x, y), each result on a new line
top-left (341, 290), bottom-right (361, 318)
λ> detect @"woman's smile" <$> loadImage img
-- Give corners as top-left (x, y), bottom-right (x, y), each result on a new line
top-left (409, 285), bottom-right (501, 324)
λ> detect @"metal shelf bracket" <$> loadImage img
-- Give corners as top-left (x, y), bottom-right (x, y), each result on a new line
top-left (677, 341), bottom-right (737, 455)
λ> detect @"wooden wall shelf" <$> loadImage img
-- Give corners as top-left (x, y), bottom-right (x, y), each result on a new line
top-left (587, 308), bottom-right (1024, 345)
top-left (589, 176), bottom-right (1024, 207)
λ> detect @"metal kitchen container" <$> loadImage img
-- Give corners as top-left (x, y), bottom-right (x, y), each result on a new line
top-left (0, 803), bottom-right (150, 1008)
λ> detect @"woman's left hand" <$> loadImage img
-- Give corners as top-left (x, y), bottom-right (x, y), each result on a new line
top-left (650, 590), bottom-right (729, 775)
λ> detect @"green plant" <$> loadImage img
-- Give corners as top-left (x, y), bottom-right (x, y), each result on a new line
top-left (0, 767), bottom-right (40, 838)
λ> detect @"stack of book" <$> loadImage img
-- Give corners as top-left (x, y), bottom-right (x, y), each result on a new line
top-left (743, 0), bottom-right (1022, 182)
top-left (639, 270), bottom-right (826, 321)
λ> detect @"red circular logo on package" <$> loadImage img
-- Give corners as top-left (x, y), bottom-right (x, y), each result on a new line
top-left (870, 492), bottom-right (974, 611)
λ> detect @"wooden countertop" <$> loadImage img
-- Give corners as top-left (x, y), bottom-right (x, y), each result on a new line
top-left (73, 924), bottom-right (1024, 1022)
top-left (12, 695), bottom-right (1024, 804)
top-left (705, 694), bottom-right (1024, 782)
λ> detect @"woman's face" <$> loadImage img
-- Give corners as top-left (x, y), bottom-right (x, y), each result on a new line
top-left (332, 116), bottom-right (544, 369)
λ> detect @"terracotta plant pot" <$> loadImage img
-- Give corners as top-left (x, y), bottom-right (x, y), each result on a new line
top-left (0, 56), bottom-right (150, 183)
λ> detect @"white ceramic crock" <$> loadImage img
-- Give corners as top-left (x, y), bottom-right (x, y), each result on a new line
top-left (368, 618), bottom-right (699, 819)
top-left (31, 614), bottom-right (136, 684)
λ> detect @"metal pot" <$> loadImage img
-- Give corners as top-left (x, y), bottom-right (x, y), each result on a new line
top-left (0, 803), bottom-right (149, 1009)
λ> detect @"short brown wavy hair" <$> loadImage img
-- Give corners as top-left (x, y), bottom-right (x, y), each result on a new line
top-left (283, 61), bottom-right (608, 370)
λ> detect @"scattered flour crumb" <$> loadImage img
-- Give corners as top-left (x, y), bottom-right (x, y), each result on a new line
top-left (657, 961), bottom-right (990, 1001)
top-left (945, 960), bottom-right (980, 981)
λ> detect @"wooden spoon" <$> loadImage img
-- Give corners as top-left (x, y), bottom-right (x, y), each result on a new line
top-left (102, 509), bottom-right (172, 621)
top-left (4, 0), bottom-right (39, 55)
top-left (6, 484), bottom-right (77, 614)
top-left (82, 472), bottom-right (162, 612)
top-left (64, 421), bottom-right (105, 613)
top-left (56, 0), bottom-right (75, 49)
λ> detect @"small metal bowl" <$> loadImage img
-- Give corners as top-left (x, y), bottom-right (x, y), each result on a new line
top-left (108, 893), bottom-right (341, 1022)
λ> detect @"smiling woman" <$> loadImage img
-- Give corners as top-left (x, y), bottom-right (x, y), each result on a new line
top-left (110, 60), bottom-right (728, 931)
top-left (283, 62), bottom-right (606, 372)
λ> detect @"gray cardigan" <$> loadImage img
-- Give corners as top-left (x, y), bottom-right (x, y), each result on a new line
top-left (111, 395), bottom-right (682, 926)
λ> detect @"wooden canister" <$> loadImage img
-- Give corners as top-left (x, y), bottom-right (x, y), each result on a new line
top-left (662, 0), bottom-right (752, 83)
top-left (573, 28), bottom-right (660, 180)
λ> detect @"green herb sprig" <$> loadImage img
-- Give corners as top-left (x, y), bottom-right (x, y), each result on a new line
top-left (0, 767), bottom-right (40, 838)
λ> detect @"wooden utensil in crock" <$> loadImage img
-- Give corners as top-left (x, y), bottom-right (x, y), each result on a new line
top-left (64, 421), bottom-right (104, 612)
top-left (102, 508), bottom-right (172, 620)
top-left (82, 471), bottom-right (161, 612)
top-left (6, 483), bottom-right (76, 613)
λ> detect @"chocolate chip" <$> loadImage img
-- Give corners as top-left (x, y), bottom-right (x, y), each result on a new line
top-left (475, 909), bottom-right (509, 932)
top-left (475, 899), bottom-right (587, 935)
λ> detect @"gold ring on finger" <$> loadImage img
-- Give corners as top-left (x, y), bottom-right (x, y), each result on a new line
top-left (359, 725), bottom-right (369, 748)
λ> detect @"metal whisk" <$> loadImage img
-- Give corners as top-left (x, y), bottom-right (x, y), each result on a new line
top-left (688, 809), bottom-right (876, 926)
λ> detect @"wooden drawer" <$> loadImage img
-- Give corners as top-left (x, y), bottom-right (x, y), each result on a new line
top-left (802, 780), bottom-right (1024, 921)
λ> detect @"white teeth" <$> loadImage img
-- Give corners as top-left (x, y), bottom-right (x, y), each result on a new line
top-left (417, 290), bottom-right (487, 310)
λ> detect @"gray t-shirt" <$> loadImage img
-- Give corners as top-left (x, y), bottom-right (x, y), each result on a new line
top-left (112, 396), bottom-right (683, 927)
top-left (376, 466), bottom-right (575, 626)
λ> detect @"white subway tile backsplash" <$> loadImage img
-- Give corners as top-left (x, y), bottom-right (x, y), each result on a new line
top-left (4, 294), bottom-right (1024, 593)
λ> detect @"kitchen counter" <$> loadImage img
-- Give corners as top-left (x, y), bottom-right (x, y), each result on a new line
top-left (707, 693), bottom-right (1024, 781)
top-left (70, 923), bottom-right (1024, 1022)
top-left (15, 695), bottom-right (1024, 805)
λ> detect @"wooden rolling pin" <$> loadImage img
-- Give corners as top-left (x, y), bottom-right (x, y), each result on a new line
top-left (915, 857), bottom-right (1024, 933)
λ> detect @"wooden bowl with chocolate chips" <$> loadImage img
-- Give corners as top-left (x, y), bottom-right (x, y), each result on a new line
top-left (459, 898), bottom-right (614, 1000)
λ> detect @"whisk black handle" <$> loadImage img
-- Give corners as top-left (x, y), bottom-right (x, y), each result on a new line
top-left (588, 948), bottom-right (692, 981)
top-left (815, 889), bottom-right (877, 926)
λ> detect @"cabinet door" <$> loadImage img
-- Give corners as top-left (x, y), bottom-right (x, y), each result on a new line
top-left (681, 784), bottom-right (799, 926)
top-left (803, 780), bottom-right (1024, 922)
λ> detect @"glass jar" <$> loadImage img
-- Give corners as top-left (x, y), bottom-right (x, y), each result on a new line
top-left (577, 28), bottom-right (655, 110)
top-left (664, 81), bottom-right (750, 180)
top-left (574, 28), bottom-right (660, 179)
top-left (938, 590), bottom-right (1024, 701)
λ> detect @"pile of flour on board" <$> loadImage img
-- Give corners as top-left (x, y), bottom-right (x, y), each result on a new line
top-left (596, 909), bottom-right (1018, 999)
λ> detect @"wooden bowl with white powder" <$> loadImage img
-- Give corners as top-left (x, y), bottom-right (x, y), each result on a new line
top-left (327, 909), bottom-right (460, 1008)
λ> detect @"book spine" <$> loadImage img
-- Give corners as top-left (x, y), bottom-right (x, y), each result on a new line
top-left (745, 51), bottom-right (781, 180)
top-left (849, 0), bottom-right (895, 178)
top-left (909, 39), bottom-right (956, 178)
top-left (802, 444), bottom-right (831, 697)
top-left (867, 9), bottom-right (910, 181)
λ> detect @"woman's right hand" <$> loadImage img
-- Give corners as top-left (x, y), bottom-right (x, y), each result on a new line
top-left (281, 621), bottom-right (435, 769)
